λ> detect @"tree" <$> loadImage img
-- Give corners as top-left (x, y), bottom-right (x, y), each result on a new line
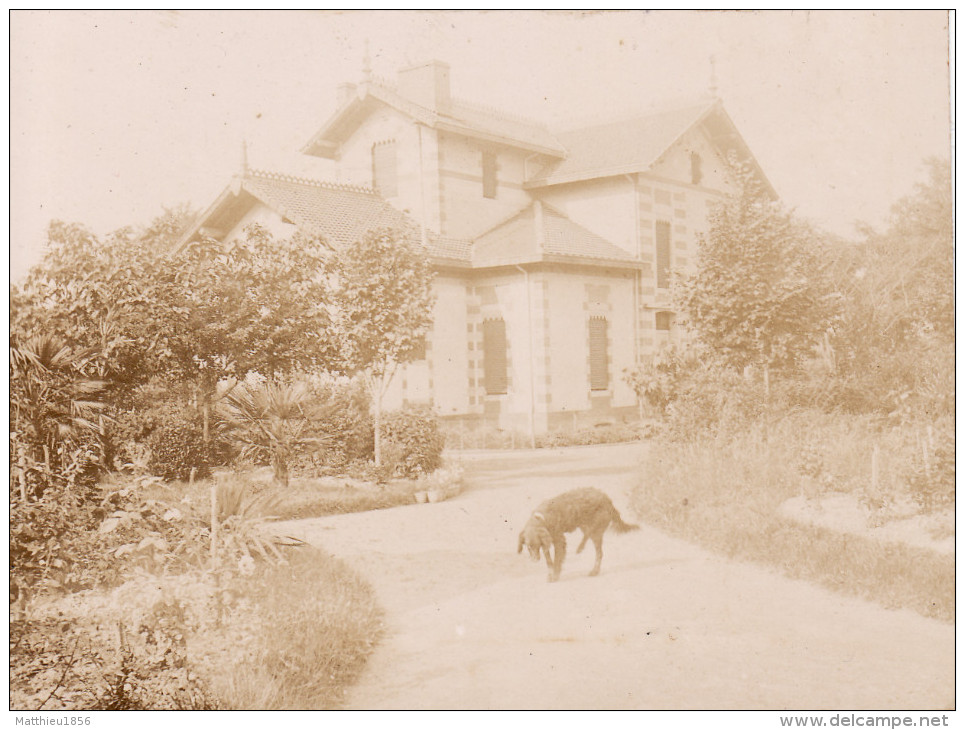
top-left (327, 227), bottom-right (435, 467)
top-left (10, 334), bottom-right (109, 499)
top-left (174, 225), bottom-right (334, 439)
top-left (14, 216), bottom-right (335, 448)
top-left (677, 158), bottom-right (839, 388)
top-left (12, 212), bottom-right (195, 392)
top-left (218, 379), bottom-right (320, 488)
top-left (828, 157), bottom-right (952, 417)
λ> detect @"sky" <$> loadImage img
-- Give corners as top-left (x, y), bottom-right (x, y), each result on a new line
top-left (9, 10), bottom-right (953, 281)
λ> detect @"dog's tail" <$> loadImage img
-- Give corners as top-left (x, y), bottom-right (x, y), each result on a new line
top-left (610, 505), bottom-right (640, 534)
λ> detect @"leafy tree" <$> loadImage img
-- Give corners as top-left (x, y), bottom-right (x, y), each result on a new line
top-left (174, 225), bottom-right (334, 439)
top-left (14, 215), bottom-right (335, 452)
top-left (828, 157), bottom-right (952, 417)
top-left (677, 158), bottom-right (839, 388)
top-left (12, 211), bottom-right (194, 391)
top-left (327, 227), bottom-right (435, 466)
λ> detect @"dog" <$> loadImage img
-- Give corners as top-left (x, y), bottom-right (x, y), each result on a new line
top-left (517, 487), bottom-right (639, 582)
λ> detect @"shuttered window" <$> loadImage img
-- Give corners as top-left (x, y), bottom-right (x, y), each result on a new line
top-left (372, 140), bottom-right (398, 198)
top-left (482, 150), bottom-right (497, 199)
top-left (656, 220), bottom-right (671, 289)
top-left (482, 318), bottom-right (508, 395)
top-left (655, 311), bottom-right (672, 331)
top-left (588, 316), bottom-right (609, 391)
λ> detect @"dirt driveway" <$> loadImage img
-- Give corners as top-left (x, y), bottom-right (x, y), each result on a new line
top-left (275, 442), bottom-right (953, 710)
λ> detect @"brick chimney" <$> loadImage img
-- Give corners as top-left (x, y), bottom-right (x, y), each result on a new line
top-left (397, 60), bottom-right (451, 112)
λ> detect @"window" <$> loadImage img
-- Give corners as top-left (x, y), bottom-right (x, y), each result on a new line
top-left (690, 151), bottom-right (703, 185)
top-left (482, 150), bottom-right (498, 199)
top-left (656, 220), bottom-right (671, 289)
top-left (372, 140), bottom-right (398, 197)
top-left (482, 318), bottom-right (507, 395)
top-left (588, 316), bottom-right (609, 391)
top-left (655, 311), bottom-right (673, 331)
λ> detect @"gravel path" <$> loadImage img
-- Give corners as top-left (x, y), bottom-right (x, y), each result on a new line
top-left (274, 443), bottom-right (953, 710)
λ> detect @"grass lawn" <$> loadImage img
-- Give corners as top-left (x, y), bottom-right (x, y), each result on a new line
top-left (630, 414), bottom-right (954, 623)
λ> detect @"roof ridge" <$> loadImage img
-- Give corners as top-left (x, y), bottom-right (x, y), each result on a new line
top-left (552, 98), bottom-right (716, 136)
top-left (368, 76), bottom-right (548, 129)
top-left (447, 96), bottom-right (550, 129)
top-left (471, 203), bottom-right (536, 242)
top-left (246, 168), bottom-right (377, 195)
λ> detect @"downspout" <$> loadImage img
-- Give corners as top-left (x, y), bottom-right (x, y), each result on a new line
top-left (516, 263), bottom-right (537, 449)
top-left (417, 124), bottom-right (428, 246)
top-left (626, 174), bottom-right (641, 369)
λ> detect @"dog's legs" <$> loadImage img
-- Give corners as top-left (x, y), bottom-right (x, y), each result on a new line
top-left (576, 530), bottom-right (589, 554)
top-left (589, 534), bottom-right (604, 576)
top-left (541, 544), bottom-right (554, 575)
top-left (549, 535), bottom-right (566, 582)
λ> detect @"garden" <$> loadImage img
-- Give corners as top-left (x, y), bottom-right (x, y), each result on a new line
top-left (625, 158), bottom-right (954, 622)
top-left (10, 220), bottom-right (454, 709)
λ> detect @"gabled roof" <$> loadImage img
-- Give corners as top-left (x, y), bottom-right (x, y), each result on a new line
top-left (526, 98), bottom-right (777, 197)
top-left (302, 79), bottom-right (567, 159)
top-left (472, 202), bottom-right (641, 269)
top-left (178, 169), bottom-right (473, 267)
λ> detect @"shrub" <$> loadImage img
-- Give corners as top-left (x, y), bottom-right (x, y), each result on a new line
top-left (905, 423), bottom-right (955, 513)
top-left (147, 413), bottom-right (212, 481)
top-left (665, 364), bottom-right (766, 442)
top-left (10, 334), bottom-right (109, 500)
top-left (110, 384), bottom-right (217, 482)
top-left (290, 380), bottom-right (374, 477)
top-left (380, 408), bottom-right (444, 478)
top-left (10, 615), bottom-right (220, 710)
top-left (535, 422), bottom-right (642, 449)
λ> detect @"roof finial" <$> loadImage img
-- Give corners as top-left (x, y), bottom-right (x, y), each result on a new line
top-left (709, 54), bottom-right (719, 99)
top-left (362, 39), bottom-right (372, 82)
top-left (240, 137), bottom-right (249, 175)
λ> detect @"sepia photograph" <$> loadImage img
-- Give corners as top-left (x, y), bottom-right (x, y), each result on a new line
top-left (9, 9), bottom-right (954, 719)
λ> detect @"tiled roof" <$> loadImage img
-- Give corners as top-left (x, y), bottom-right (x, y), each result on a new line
top-left (181, 169), bottom-right (473, 266)
top-left (241, 170), bottom-right (411, 247)
top-left (304, 80), bottom-right (566, 158)
top-left (528, 101), bottom-right (715, 187)
top-left (441, 95), bottom-right (566, 156)
top-left (472, 203), bottom-right (640, 268)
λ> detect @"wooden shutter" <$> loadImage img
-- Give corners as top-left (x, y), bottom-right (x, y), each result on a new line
top-left (655, 311), bottom-right (672, 331)
top-left (372, 141), bottom-right (398, 198)
top-left (482, 150), bottom-right (497, 199)
top-left (483, 318), bottom-right (508, 395)
top-left (656, 220), bottom-right (671, 289)
top-left (588, 316), bottom-right (608, 391)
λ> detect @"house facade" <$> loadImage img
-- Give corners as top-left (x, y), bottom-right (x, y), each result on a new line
top-left (181, 60), bottom-right (775, 435)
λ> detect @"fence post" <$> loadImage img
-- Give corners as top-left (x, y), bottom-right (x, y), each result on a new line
top-left (210, 483), bottom-right (218, 566)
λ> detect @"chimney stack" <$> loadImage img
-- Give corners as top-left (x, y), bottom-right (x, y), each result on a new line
top-left (397, 60), bottom-right (451, 112)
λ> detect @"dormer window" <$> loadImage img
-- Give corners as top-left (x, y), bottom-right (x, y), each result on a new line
top-left (690, 151), bottom-right (703, 185)
top-left (372, 140), bottom-right (398, 198)
top-left (482, 150), bottom-right (497, 199)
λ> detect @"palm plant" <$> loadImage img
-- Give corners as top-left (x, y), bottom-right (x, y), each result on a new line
top-left (218, 379), bottom-right (317, 487)
top-left (10, 334), bottom-right (109, 497)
